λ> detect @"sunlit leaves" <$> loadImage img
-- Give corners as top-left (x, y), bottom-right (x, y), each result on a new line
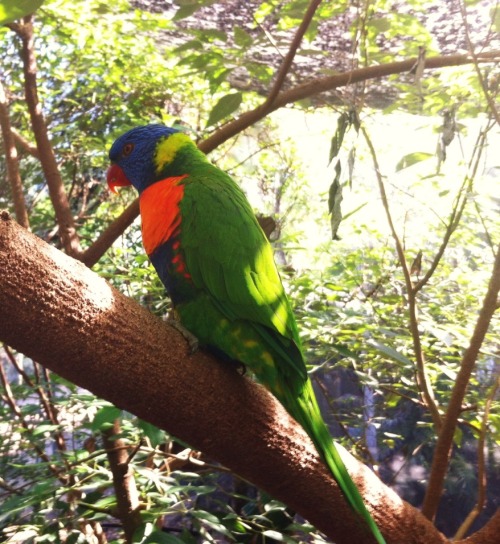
top-left (0, 0), bottom-right (44, 24)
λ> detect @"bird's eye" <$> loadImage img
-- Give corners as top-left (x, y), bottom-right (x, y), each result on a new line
top-left (122, 143), bottom-right (134, 157)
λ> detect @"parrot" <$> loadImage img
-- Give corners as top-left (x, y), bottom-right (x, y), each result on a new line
top-left (107, 124), bottom-right (385, 544)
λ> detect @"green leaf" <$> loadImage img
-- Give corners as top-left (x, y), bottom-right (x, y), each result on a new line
top-left (206, 92), bottom-right (242, 127)
top-left (31, 423), bottom-right (60, 436)
top-left (453, 426), bottom-right (463, 446)
top-left (329, 112), bottom-right (349, 163)
top-left (172, 5), bottom-right (200, 20)
top-left (328, 173), bottom-right (343, 240)
top-left (395, 152), bottom-right (433, 171)
top-left (137, 419), bottom-right (166, 447)
top-left (234, 26), bottom-right (253, 47)
top-left (262, 530), bottom-right (286, 541)
top-left (368, 18), bottom-right (392, 33)
top-left (91, 405), bottom-right (121, 432)
top-left (143, 531), bottom-right (185, 544)
top-left (173, 0), bottom-right (217, 21)
top-left (368, 341), bottom-right (413, 366)
top-left (0, 0), bottom-right (44, 24)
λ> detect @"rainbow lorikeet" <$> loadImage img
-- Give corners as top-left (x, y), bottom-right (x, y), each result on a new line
top-left (107, 124), bottom-right (385, 544)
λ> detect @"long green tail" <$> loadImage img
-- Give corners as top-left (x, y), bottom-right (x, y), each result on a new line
top-left (282, 379), bottom-right (386, 544)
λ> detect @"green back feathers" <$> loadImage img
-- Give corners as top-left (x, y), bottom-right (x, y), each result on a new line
top-left (177, 159), bottom-right (307, 384)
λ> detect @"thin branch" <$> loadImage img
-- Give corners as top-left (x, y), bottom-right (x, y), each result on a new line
top-left (458, 0), bottom-right (500, 126)
top-left (0, 78), bottom-right (30, 229)
top-left (199, 51), bottom-right (500, 154)
top-left (11, 16), bottom-right (81, 256)
top-left (79, 199), bottom-right (139, 267)
top-left (262, 0), bottom-right (323, 109)
top-left (422, 244), bottom-right (500, 520)
top-left (454, 374), bottom-right (499, 539)
top-left (361, 125), bottom-right (442, 431)
top-left (102, 420), bottom-right (142, 543)
top-left (10, 125), bottom-right (40, 158)
top-left (415, 122), bottom-right (493, 292)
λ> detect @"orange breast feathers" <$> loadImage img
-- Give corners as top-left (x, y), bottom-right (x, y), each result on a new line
top-left (139, 176), bottom-right (187, 256)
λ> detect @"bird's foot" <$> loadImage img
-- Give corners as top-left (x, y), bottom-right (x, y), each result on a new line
top-left (166, 318), bottom-right (199, 353)
top-left (235, 361), bottom-right (247, 376)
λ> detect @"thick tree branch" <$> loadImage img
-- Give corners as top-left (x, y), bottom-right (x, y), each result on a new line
top-left (0, 212), bottom-right (456, 544)
top-left (11, 17), bottom-right (81, 257)
top-left (422, 244), bottom-right (500, 520)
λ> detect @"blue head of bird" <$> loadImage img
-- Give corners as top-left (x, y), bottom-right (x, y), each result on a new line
top-left (107, 124), bottom-right (184, 193)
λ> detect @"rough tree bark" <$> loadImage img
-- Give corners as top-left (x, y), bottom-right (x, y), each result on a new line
top-left (0, 213), bottom-right (498, 544)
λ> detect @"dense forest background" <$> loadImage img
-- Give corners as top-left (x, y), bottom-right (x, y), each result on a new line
top-left (0, 0), bottom-right (499, 543)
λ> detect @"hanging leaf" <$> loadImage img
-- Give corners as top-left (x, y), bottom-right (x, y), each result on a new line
top-left (0, 0), bottom-right (44, 24)
top-left (206, 92), bottom-right (242, 127)
top-left (347, 146), bottom-right (356, 188)
top-left (328, 112), bottom-right (349, 164)
top-left (328, 163), bottom-right (343, 240)
top-left (395, 151), bottom-right (433, 171)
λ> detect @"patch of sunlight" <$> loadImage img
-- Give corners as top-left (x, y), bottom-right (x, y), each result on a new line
top-left (269, 107), bottom-right (499, 270)
top-left (80, 267), bottom-right (115, 312)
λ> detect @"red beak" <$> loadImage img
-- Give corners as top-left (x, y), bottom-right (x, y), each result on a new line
top-left (107, 163), bottom-right (132, 193)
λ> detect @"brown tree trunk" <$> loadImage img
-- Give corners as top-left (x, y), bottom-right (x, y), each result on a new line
top-left (1, 212), bottom-right (498, 544)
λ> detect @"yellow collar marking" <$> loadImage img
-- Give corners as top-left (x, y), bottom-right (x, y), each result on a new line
top-left (154, 133), bottom-right (191, 173)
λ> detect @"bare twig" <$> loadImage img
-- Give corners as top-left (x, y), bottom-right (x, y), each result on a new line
top-left (422, 244), bottom-right (500, 520)
top-left (262, 0), bottom-right (323, 109)
top-left (458, 0), bottom-right (500, 126)
top-left (199, 51), bottom-right (500, 154)
top-left (361, 125), bottom-right (442, 431)
top-left (79, 199), bottom-right (139, 267)
top-left (415, 122), bottom-right (493, 293)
